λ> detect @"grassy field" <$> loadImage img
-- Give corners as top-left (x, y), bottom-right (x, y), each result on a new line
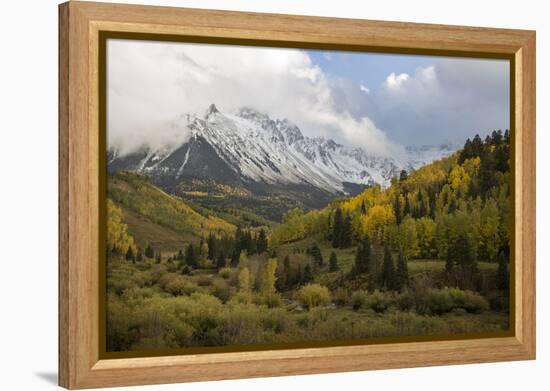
top-left (276, 238), bottom-right (498, 276)
top-left (107, 232), bottom-right (509, 352)
top-left (106, 255), bottom-right (509, 352)
top-left (408, 259), bottom-right (498, 273)
top-left (121, 206), bottom-right (198, 251)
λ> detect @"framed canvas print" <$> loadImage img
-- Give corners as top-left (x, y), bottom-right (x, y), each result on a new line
top-left (59, 1), bottom-right (536, 389)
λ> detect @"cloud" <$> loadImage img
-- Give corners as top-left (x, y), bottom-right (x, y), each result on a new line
top-left (366, 59), bottom-right (509, 145)
top-left (385, 72), bottom-right (410, 89)
top-left (107, 40), bottom-right (509, 156)
top-left (359, 84), bottom-right (370, 94)
top-left (107, 39), bottom-right (401, 157)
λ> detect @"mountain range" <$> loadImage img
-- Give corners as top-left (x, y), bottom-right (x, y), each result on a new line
top-left (107, 105), bottom-right (457, 219)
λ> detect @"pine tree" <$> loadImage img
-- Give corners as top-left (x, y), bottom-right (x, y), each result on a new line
top-left (479, 147), bottom-right (496, 196)
top-left (155, 252), bottom-right (161, 264)
top-left (341, 214), bottom-right (353, 248)
top-left (230, 247), bottom-right (241, 267)
top-left (471, 134), bottom-right (484, 157)
top-left (399, 169), bottom-right (408, 182)
top-left (360, 200), bottom-right (367, 215)
top-left (447, 232), bottom-right (478, 288)
top-left (207, 233), bottom-right (217, 260)
top-left (354, 236), bottom-right (371, 274)
top-left (110, 244), bottom-right (119, 254)
top-left (491, 130), bottom-right (503, 146)
top-left (125, 246), bottom-right (135, 263)
top-left (309, 243), bottom-right (324, 267)
top-left (393, 194), bottom-right (402, 224)
top-left (415, 191), bottom-right (426, 218)
top-left (302, 263), bottom-right (313, 284)
top-left (332, 208), bottom-right (344, 248)
top-left (185, 244), bottom-right (196, 267)
top-left (216, 252), bottom-right (226, 269)
top-left (381, 246), bottom-right (396, 290)
top-left (176, 249), bottom-right (184, 261)
top-left (458, 138), bottom-right (473, 164)
top-left (428, 189), bottom-right (436, 219)
top-left (329, 251), bottom-right (339, 272)
top-left (247, 231), bottom-right (257, 254)
top-left (395, 253), bottom-right (409, 291)
top-left (494, 143), bottom-right (509, 173)
top-left (145, 243), bottom-right (154, 259)
top-left (497, 250), bottom-right (509, 291)
top-left (404, 196), bottom-right (411, 217)
top-left (257, 228), bottom-right (268, 253)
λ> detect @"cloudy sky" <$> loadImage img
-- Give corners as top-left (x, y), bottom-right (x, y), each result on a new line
top-left (107, 39), bottom-right (509, 158)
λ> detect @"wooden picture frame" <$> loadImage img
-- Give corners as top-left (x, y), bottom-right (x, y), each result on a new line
top-left (59, 1), bottom-right (536, 389)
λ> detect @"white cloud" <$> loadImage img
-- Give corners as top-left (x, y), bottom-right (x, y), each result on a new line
top-left (107, 40), bottom-right (509, 155)
top-left (359, 84), bottom-right (370, 94)
top-left (369, 58), bottom-right (509, 145)
top-left (107, 39), bottom-right (401, 157)
top-left (385, 72), bottom-right (410, 88)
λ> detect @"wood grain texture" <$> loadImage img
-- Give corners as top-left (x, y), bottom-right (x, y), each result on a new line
top-left (58, 3), bottom-right (70, 387)
top-left (58, 1), bottom-right (536, 389)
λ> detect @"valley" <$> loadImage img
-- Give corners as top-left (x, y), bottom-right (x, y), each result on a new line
top-left (106, 129), bottom-right (511, 352)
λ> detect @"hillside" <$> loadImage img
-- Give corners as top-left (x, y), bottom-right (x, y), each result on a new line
top-left (107, 171), bottom-right (236, 249)
top-left (271, 130), bottom-right (511, 278)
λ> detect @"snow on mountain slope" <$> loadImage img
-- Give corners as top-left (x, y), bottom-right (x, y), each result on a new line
top-left (107, 104), bottom-right (457, 195)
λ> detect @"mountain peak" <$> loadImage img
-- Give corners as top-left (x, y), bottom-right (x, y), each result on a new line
top-left (277, 120), bottom-right (304, 144)
top-left (205, 103), bottom-right (220, 117)
top-left (236, 106), bottom-right (269, 122)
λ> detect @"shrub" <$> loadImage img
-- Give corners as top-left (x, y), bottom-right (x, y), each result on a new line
top-left (296, 284), bottom-right (331, 310)
top-left (350, 290), bottom-right (369, 311)
top-left (211, 279), bottom-right (232, 302)
top-left (108, 277), bottom-right (137, 296)
top-left (228, 291), bottom-right (252, 305)
top-left (409, 274), bottom-right (434, 315)
top-left (332, 287), bottom-right (349, 306)
top-left (426, 287), bottom-right (489, 314)
top-left (121, 286), bottom-right (155, 301)
top-left (263, 292), bottom-right (283, 308)
top-left (396, 289), bottom-right (415, 311)
top-left (157, 273), bottom-right (178, 290)
top-left (366, 290), bottom-right (390, 313)
top-left (261, 308), bottom-right (291, 334)
top-left (164, 277), bottom-right (198, 296)
top-left (461, 290), bottom-right (489, 313)
top-left (426, 289), bottom-right (454, 314)
top-left (218, 304), bottom-right (263, 345)
top-left (218, 267), bottom-right (232, 279)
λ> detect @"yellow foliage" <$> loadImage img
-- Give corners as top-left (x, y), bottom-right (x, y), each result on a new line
top-left (448, 165), bottom-right (471, 194)
top-left (107, 199), bottom-right (137, 254)
top-left (361, 204), bottom-right (395, 243)
top-left (238, 267), bottom-right (251, 293)
top-left (295, 284), bottom-right (331, 309)
top-left (261, 259), bottom-right (278, 295)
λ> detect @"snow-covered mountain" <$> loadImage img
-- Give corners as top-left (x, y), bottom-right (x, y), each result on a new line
top-left (108, 104), bottom-right (457, 196)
